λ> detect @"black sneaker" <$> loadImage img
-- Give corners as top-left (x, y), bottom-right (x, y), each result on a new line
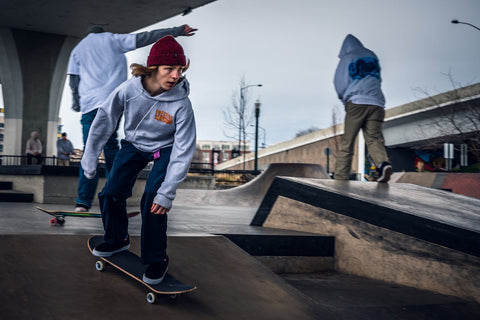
top-left (92, 239), bottom-right (130, 257)
top-left (143, 257), bottom-right (169, 285)
top-left (377, 161), bottom-right (392, 183)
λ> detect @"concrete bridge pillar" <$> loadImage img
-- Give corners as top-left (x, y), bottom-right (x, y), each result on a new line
top-left (0, 27), bottom-right (78, 157)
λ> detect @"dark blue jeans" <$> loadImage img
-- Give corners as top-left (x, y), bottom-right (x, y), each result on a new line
top-left (76, 108), bottom-right (119, 208)
top-left (98, 140), bottom-right (172, 264)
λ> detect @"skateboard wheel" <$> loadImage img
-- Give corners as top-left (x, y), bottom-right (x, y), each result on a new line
top-left (57, 218), bottom-right (65, 226)
top-left (95, 260), bottom-right (105, 271)
top-left (146, 292), bottom-right (156, 304)
top-left (49, 218), bottom-right (57, 226)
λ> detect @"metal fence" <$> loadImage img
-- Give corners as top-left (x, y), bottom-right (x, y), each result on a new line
top-left (0, 155), bottom-right (260, 183)
top-left (189, 161), bottom-right (260, 184)
top-left (0, 155), bottom-right (66, 166)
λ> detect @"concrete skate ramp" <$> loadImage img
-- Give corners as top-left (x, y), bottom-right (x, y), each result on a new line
top-left (176, 163), bottom-right (328, 207)
top-left (253, 177), bottom-right (480, 256)
top-left (1, 234), bottom-right (318, 320)
top-left (251, 177), bottom-right (480, 302)
top-left (391, 172), bottom-right (480, 199)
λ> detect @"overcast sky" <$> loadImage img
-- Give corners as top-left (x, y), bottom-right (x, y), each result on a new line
top-left (54, 0), bottom-right (480, 149)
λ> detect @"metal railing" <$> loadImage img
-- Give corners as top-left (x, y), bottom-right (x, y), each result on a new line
top-left (0, 155), bottom-right (261, 183)
top-left (0, 155), bottom-right (74, 166)
top-left (189, 162), bottom-right (260, 183)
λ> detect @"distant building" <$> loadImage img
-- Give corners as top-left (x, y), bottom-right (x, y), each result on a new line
top-left (195, 140), bottom-right (251, 166)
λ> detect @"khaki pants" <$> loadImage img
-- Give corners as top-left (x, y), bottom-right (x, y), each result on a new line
top-left (335, 102), bottom-right (388, 180)
top-left (57, 159), bottom-right (70, 166)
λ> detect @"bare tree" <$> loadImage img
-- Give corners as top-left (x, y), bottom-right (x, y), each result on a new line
top-left (413, 73), bottom-right (480, 163)
top-left (223, 76), bottom-right (257, 156)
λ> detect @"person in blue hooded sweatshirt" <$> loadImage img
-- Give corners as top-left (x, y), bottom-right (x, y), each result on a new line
top-left (333, 34), bottom-right (392, 182)
top-left (82, 36), bottom-right (196, 285)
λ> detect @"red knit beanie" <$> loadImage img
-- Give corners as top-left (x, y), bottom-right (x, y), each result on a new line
top-left (147, 36), bottom-right (186, 67)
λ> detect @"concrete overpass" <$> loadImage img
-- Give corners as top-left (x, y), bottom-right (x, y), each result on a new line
top-left (383, 83), bottom-right (480, 148)
top-left (216, 82), bottom-right (480, 176)
top-left (0, 0), bottom-right (215, 156)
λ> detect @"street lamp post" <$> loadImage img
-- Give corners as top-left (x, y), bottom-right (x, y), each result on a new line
top-left (238, 83), bottom-right (262, 169)
top-left (250, 125), bottom-right (266, 148)
top-left (254, 100), bottom-right (261, 173)
top-left (451, 19), bottom-right (480, 32)
top-left (259, 126), bottom-right (266, 148)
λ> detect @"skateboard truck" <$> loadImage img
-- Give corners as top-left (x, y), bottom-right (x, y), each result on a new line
top-left (49, 217), bottom-right (65, 226)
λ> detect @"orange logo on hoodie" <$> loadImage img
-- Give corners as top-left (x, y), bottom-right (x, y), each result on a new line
top-left (154, 110), bottom-right (173, 124)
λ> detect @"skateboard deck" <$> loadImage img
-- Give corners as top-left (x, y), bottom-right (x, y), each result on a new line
top-left (36, 207), bottom-right (139, 226)
top-left (87, 236), bottom-right (196, 303)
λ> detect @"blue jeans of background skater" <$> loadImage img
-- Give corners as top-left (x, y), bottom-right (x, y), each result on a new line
top-left (76, 109), bottom-right (119, 208)
top-left (98, 140), bottom-right (171, 264)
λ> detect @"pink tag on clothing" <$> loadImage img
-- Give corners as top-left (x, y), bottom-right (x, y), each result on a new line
top-left (153, 150), bottom-right (161, 160)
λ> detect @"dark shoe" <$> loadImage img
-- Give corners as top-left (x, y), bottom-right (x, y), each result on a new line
top-left (92, 239), bottom-right (130, 257)
top-left (143, 257), bottom-right (169, 285)
top-left (377, 161), bottom-right (392, 183)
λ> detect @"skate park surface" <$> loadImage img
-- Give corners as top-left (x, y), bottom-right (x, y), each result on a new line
top-left (1, 163), bottom-right (480, 319)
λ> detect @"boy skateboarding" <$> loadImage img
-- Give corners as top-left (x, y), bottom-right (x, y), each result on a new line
top-left (82, 35), bottom-right (196, 285)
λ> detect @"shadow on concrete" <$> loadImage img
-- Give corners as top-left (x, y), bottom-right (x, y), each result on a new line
top-left (1, 235), bottom-right (319, 319)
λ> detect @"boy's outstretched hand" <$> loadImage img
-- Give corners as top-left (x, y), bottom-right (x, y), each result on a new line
top-left (183, 25), bottom-right (198, 36)
top-left (151, 203), bottom-right (169, 215)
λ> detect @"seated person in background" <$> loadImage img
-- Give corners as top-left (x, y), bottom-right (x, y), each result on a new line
top-left (25, 131), bottom-right (42, 165)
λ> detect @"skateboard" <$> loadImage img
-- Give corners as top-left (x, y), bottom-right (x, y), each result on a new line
top-left (87, 235), bottom-right (197, 304)
top-left (36, 207), bottom-right (139, 226)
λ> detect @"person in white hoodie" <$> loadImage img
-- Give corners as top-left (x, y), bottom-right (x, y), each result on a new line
top-left (82, 36), bottom-right (196, 285)
top-left (68, 24), bottom-right (197, 212)
top-left (333, 34), bottom-right (392, 182)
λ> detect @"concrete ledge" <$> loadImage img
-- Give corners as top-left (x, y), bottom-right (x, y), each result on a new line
top-left (252, 177), bottom-right (480, 257)
top-left (390, 172), bottom-right (444, 188)
top-left (0, 181), bottom-right (13, 190)
top-left (0, 189), bottom-right (33, 202)
top-left (392, 172), bottom-right (480, 199)
top-left (263, 196), bottom-right (480, 302)
top-left (222, 234), bottom-right (334, 257)
top-left (221, 233), bottom-right (335, 274)
top-left (252, 177), bottom-right (480, 302)
top-left (256, 256), bottom-right (334, 274)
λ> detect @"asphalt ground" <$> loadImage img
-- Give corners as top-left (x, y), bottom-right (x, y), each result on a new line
top-left (1, 201), bottom-right (480, 319)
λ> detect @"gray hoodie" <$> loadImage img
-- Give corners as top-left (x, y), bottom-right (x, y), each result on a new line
top-left (81, 76), bottom-right (196, 209)
top-left (333, 34), bottom-right (385, 108)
